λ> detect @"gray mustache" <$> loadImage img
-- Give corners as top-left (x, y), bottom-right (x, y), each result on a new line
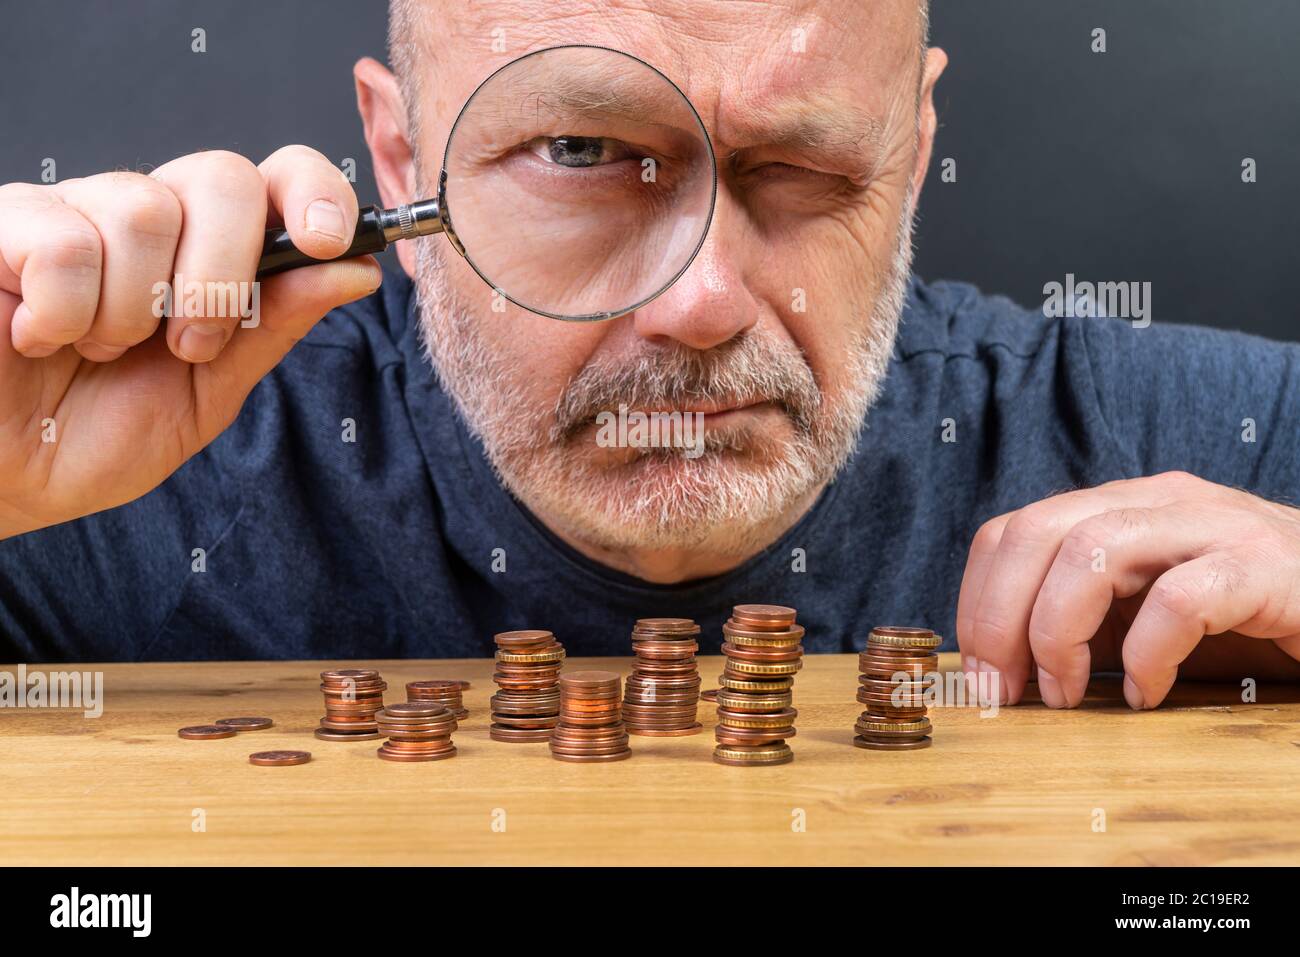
top-left (551, 334), bottom-right (820, 441)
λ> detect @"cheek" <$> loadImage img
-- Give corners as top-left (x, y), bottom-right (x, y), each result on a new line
top-left (747, 199), bottom-right (897, 396)
top-left (445, 257), bottom-right (606, 404)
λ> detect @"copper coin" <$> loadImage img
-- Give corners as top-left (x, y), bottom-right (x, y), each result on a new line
top-left (551, 750), bottom-right (632, 763)
top-left (627, 724), bottom-right (703, 737)
top-left (491, 714), bottom-right (559, 729)
top-left (249, 750), bottom-right (311, 766)
top-left (314, 728), bottom-right (383, 741)
top-left (320, 669), bottom-right (380, 681)
top-left (559, 671), bottom-right (620, 690)
top-left (634, 617), bottom-right (698, 632)
top-left (854, 735), bottom-right (933, 751)
top-left (380, 702), bottom-right (450, 717)
top-left (407, 680), bottom-right (463, 692)
top-left (214, 717), bottom-right (273, 732)
top-left (715, 706), bottom-right (797, 727)
top-left (732, 604), bottom-right (796, 621)
top-left (377, 745), bottom-right (458, 762)
top-left (494, 629), bottom-right (556, 646)
top-left (721, 642), bottom-right (804, 662)
top-left (715, 726), bottom-right (795, 745)
top-left (489, 724), bottom-right (554, 742)
top-left (178, 725), bottom-right (237, 740)
top-left (700, 688), bottom-right (719, 702)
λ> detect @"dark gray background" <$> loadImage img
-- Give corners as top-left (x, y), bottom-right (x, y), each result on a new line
top-left (2, 1), bottom-right (1296, 339)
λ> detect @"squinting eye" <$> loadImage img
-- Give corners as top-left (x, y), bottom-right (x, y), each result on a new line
top-left (526, 135), bottom-right (632, 168)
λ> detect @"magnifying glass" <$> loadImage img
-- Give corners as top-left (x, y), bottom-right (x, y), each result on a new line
top-left (258, 45), bottom-right (718, 322)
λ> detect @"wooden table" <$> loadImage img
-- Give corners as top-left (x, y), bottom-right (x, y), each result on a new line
top-left (3, 654), bottom-right (1298, 866)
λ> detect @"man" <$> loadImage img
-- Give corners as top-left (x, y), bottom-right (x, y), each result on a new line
top-left (1, 0), bottom-right (1298, 713)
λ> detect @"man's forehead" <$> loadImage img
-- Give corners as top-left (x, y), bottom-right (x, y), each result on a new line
top-left (412, 0), bottom-right (923, 141)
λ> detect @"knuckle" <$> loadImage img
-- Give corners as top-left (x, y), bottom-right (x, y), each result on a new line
top-left (189, 150), bottom-right (265, 200)
top-left (970, 518), bottom-right (1004, 553)
top-left (273, 144), bottom-right (331, 169)
top-left (1147, 576), bottom-right (1203, 622)
top-left (1000, 503), bottom-right (1063, 552)
top-left (1156, 469), bottom-right (1207, 495)
top-left (39, 226), bottom-right (103, 274)
top-left (111, 176), bottom-right (183, 243)
top-left (0, 181), bottom-right (51, 210)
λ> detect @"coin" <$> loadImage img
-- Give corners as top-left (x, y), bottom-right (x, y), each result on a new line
top-left (491, 630), bottom-right (565, 741)
top-left (853, 627), bottom-right (938, 753)
top-left (214, 717), bottom-right (273, 731)
top-left (854, 736), bottom-right (932, 751)
top-left (178, 724), bottom-right (236, 740)
top-left (550, 672), bottom-right (632, 761)
top-left (490, 725), bottom-right (554, 742)
top-left (248, 750), bottom-right (311, 766)
top-left (712, 743), bottom-right (794, 766)
top-left (314, 728), bottom-right (383, 741)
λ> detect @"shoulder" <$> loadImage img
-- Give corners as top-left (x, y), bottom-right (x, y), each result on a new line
top-left (897, 275), bottom-right (1298, 373)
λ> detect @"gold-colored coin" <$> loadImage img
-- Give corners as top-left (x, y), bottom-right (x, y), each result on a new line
top-left (866, 628), bottom-right (941, 650)
top-left (495, 648), bottom-right (567, 663)
top-left (718, 675), bottom-right (794, 693)
top-left (726, 658), bottom-right (802, 676)
top-left (723, 631), bottom-right (804, 648)
top-left (855, 717), bottom-right (932, 734)
top-left (715, 693), bottom-right (793, 714)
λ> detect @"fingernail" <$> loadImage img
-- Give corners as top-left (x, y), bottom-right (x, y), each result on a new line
top-left (20, 343), bottom-right (60, 358)
top-left (177, 323), bottom-right (225, 363)
top-left (305, 199), bottom-right (346, 241)
top-left (1037, 667), bottom-right (1067, 709)
top-left (1123, 675), bottom-right (1146, 711)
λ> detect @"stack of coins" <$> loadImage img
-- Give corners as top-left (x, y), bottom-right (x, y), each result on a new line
top-left (407, 680), bottom-right (469, 719)
top-left (713, 604), bottom-right (803, 766)
top-left (316, 668), bottom-right (386, 741)
top-left (623, 618), bottom-right (703, 736)
top-left (854, 626), bottom-right (940, 751)
top-left (375, 702), bottom-right (458, 762)
top-left (490, 630), bottom-right (566, 743)
top-left (549, 671), bottom-right (632, 763)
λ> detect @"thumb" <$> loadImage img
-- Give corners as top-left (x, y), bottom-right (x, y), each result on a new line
top-left (199, 256), bottom-right (383, 421)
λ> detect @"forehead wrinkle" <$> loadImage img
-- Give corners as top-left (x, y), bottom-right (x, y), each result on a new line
top-left (716, 93), bottom-right (887, 168)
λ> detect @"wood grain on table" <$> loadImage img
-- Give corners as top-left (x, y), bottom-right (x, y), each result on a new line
top-left (2, 654), bottom-right (1298, 865)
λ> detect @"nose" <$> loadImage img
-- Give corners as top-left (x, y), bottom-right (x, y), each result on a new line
top-left (631, 191), bottom-right (758, 350)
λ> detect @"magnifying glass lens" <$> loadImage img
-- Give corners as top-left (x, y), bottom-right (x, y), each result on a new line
top-left (442, 46), bottom-right (717, 321)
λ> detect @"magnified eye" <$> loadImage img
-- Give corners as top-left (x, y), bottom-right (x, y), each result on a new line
top-left (526, 135), bottom-right (633, 168)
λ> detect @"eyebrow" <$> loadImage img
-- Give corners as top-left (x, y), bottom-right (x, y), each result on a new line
top-left (721, 100), bottom-right (889, 176)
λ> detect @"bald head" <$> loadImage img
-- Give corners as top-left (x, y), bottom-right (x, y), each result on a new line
top-left (387, 0), bottom-right (933, 158)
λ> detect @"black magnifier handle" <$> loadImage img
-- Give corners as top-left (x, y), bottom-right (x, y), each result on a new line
top-left (256, 198), bottom-right (444, 277)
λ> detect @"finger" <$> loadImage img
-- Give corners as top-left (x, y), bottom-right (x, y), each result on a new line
top-left (54, 173), bottom-right (181, 361)
top-left (0, 182), bottom-right (102, 356)
top-left (1122, 550), bottom-right (1271, 709)
top-left (194, 257), bottom-right (382, 437)
top-left (151, 150), bottom-right (266, 363)
top-left (1027, 502), bottom-right (1226, 708)
top-left (970, 478), bottom-right (1197, 708)
top-left (956, 513), bottom-right (1009, 694)
top-left (258, 145), bottom-right (358, 261)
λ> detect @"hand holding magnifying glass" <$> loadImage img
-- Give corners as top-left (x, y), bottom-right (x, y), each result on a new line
top-left (258, 45), bottom-right (718, 322)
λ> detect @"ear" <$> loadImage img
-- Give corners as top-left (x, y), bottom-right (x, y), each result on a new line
top-left (910, 47), bottom-right (948, 206)
top-left (354, 56), bottom-right (420, 276)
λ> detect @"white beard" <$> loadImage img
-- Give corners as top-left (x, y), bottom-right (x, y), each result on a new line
top-left (412, 189), bottom-right (916, 557)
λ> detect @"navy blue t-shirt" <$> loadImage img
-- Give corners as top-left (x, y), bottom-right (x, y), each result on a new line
top-left (3, 271), bottom-right (1298, 661)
